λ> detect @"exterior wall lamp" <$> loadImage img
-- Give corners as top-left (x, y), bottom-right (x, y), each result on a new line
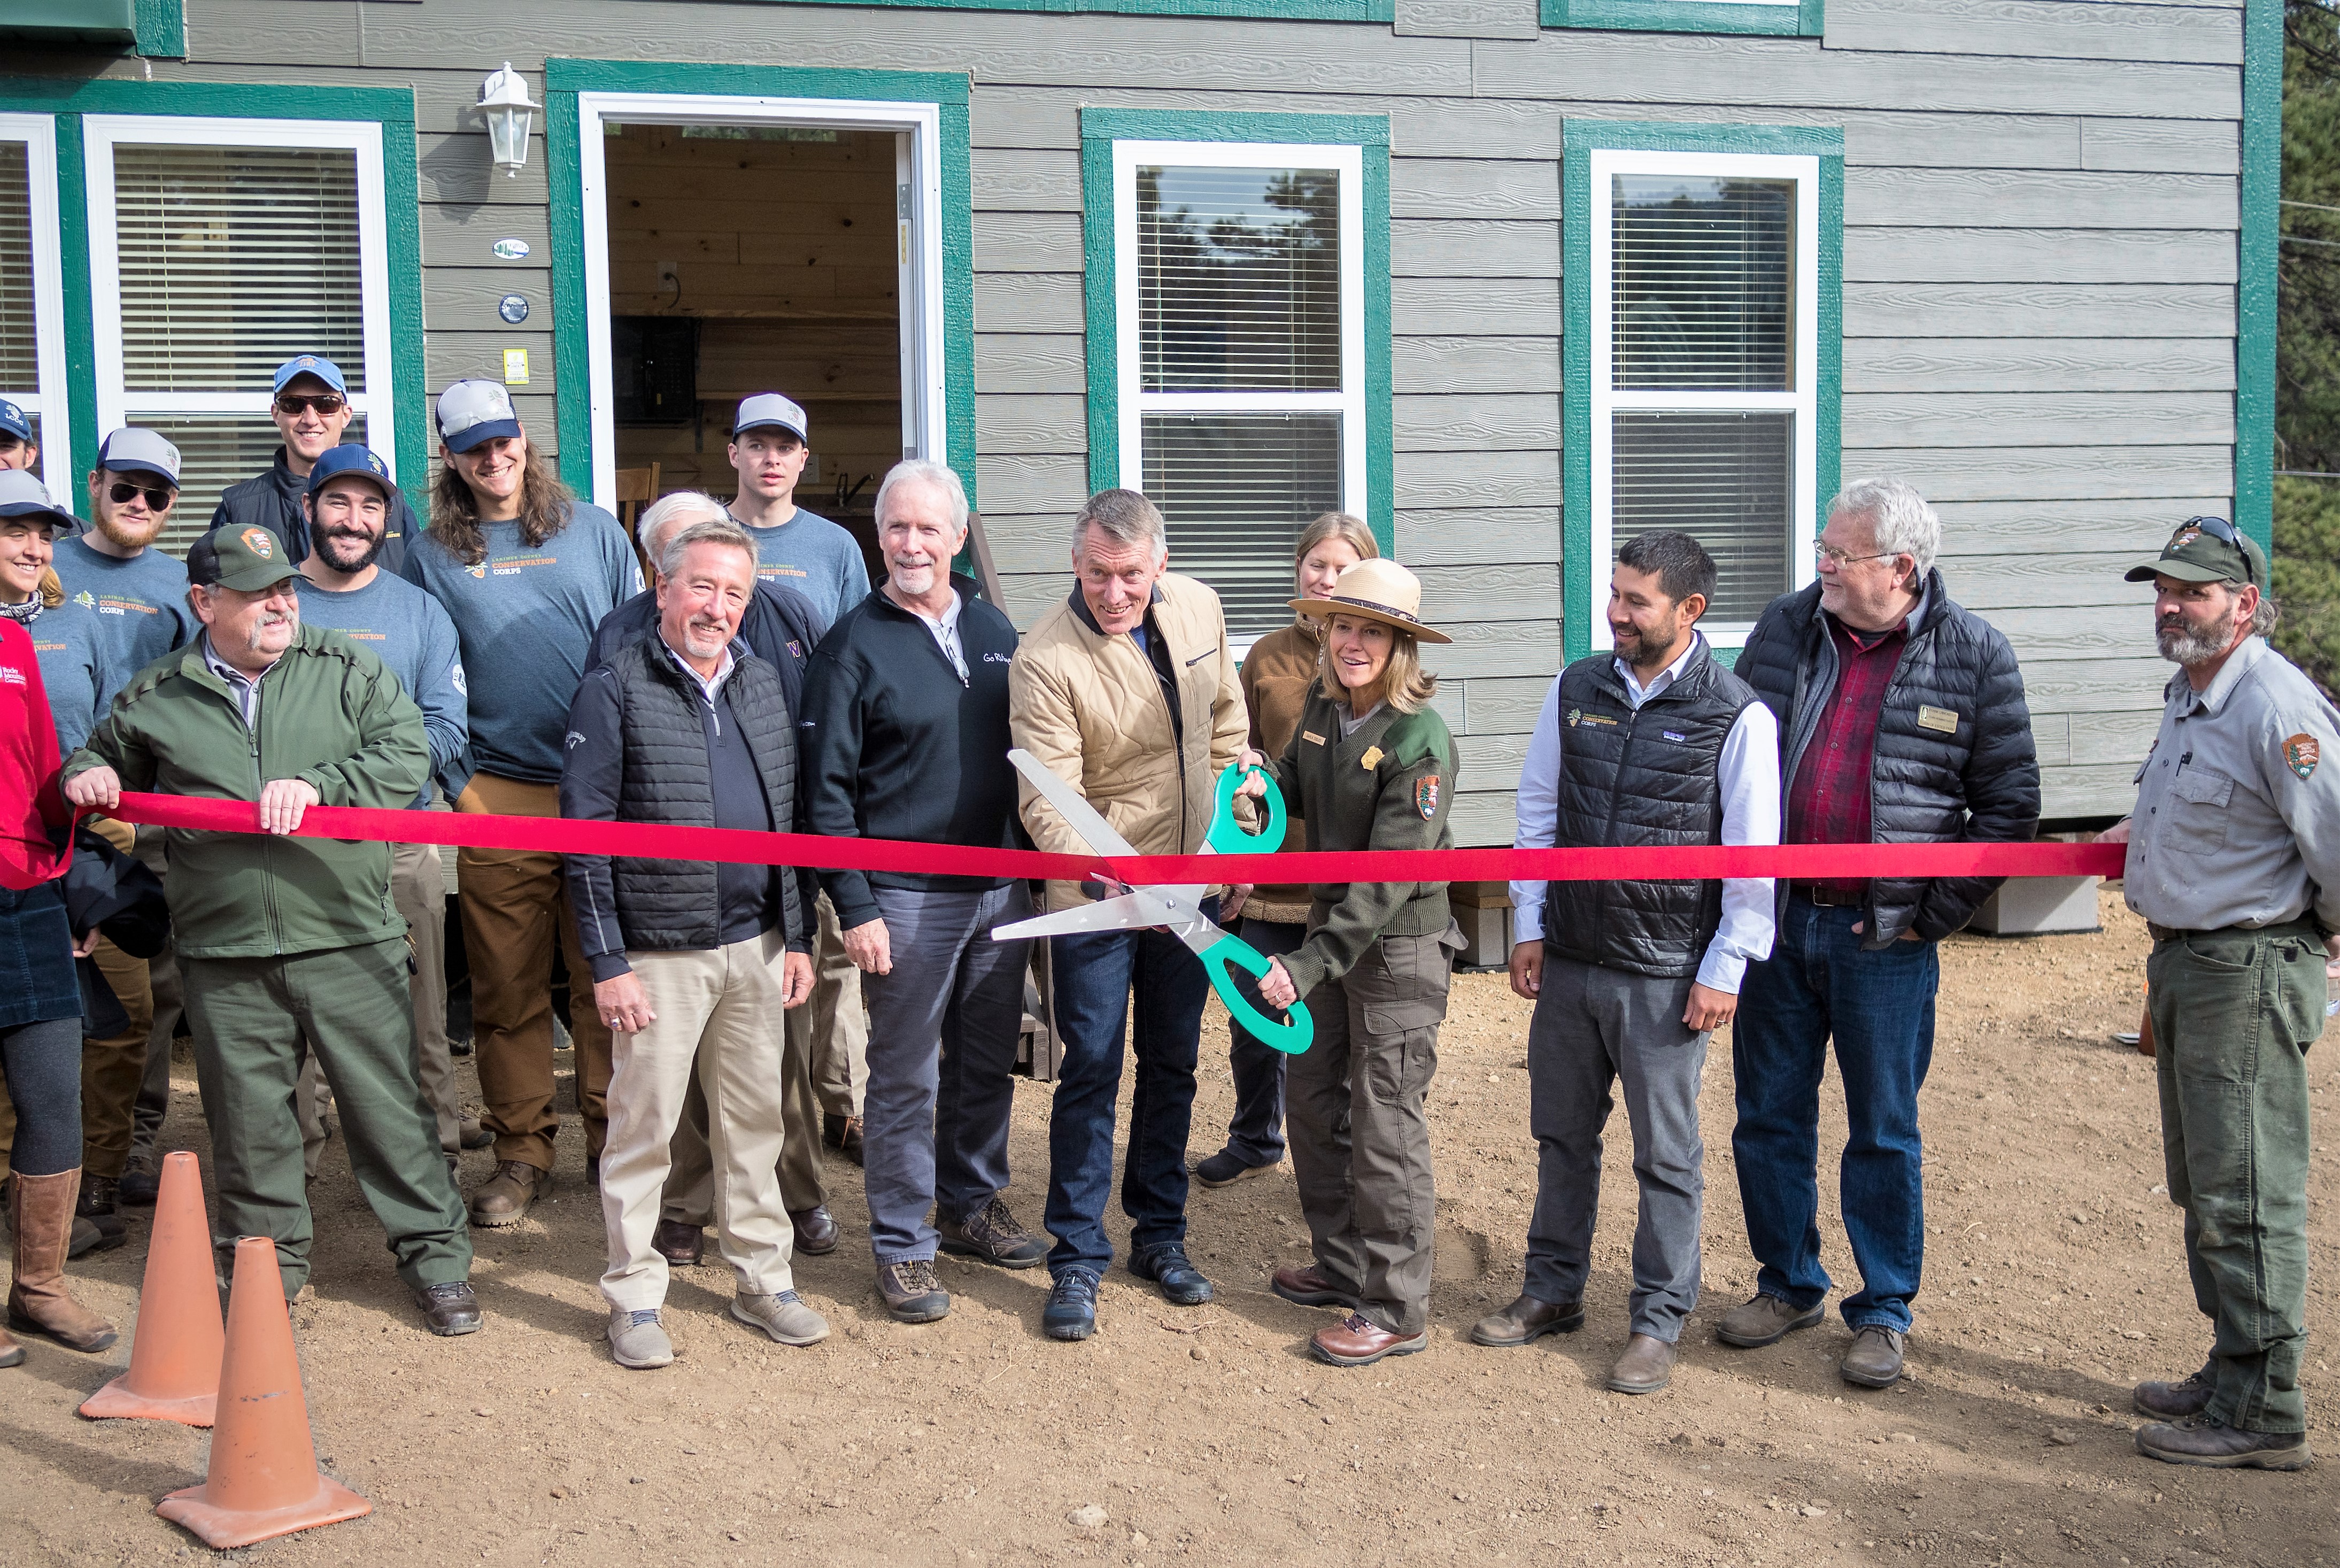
top-left (479, 63), bottom-right (540, 179)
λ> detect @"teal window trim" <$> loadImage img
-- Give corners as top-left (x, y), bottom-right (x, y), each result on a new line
top-left (702, 0), bottom-right (1391, 17)
top-left (1544, 0), bottom-right (1821, 37)
top-left (2237, 0), bottom-right (2279, 550)
top-left (543, 59), bottom-right (977, 517)
top-left (135, 0), bottom-right (185, 57)
top-left (1562, 119), bottom-right (1842, 663)
top-left (1078, 106), bottom-right (1394, 558)
top-left (0, 78), bottom-right (424, 500)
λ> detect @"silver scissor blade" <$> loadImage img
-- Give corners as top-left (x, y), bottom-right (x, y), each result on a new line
top-left (1008, 747), bottom-right (1140, 860)
top-left (991, 892), bottom-right (1167, 941)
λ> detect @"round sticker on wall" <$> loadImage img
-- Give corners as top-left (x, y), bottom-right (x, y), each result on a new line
top-left (499, 293), bottom-right (530, 324)
top-left (491, 237), bottom-right (531, 260)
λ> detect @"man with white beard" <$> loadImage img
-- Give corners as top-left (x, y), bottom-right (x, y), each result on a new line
top-left (2099, 517), bottom-right (2340, 1472)
top-left (61, 523), bottom-right (478, 1331)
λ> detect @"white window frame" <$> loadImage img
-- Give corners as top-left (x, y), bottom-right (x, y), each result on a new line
top-left (1589, 146), bottom-right (1819, 651)
top-left (1109, 139), bottom-right (1368, 569)
top-left (574, 92), bottom-right (949, 512)
top-left (81, 115), bottom-right (398, 482)
top-left (0, 114), bottom-right (73, 500)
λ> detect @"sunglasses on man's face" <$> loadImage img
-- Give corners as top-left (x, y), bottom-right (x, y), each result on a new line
top-left (275, 393), bottom-right (346, 417)
top-left (109, 481), bottom-right (176, 511)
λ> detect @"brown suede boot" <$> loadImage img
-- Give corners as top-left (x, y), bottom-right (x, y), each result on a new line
top-left (8, 1170), bottom-right (119, 1353)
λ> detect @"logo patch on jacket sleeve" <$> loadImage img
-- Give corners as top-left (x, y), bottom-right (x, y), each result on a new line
top-left (1415, 776), bottom-right (1440, 818)
top-left (2283, 732), bottom-right (2321, 780)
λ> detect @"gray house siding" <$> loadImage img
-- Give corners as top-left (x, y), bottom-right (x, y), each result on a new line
top-left (26, 0), bottom-right (2254, 839)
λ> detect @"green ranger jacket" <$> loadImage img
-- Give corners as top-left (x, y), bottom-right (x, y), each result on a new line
top-left (64, 624), bottom-right (429, 960)
top-left (1261, 680), bottom-right (1458, 998)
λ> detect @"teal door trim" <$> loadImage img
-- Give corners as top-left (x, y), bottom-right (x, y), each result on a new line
top-left (2236, 0), bottom-right (2279, 550)
top-left (1562, 119), bottom-right (1842, 664)
top-left (543, 59), bottom-right (976, 512)
top-left (1543, 0), bottom-right (1820, 36)
top-left (1078, 106), bottom-right (1394, 557)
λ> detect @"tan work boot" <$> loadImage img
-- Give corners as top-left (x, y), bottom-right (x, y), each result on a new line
top-left (7, 1170), bottom-right (119, 1353)
top-left (468, 1160), bottom-right (552, 1227)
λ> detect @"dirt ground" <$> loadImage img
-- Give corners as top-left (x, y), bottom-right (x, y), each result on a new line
top-left (6, 886), bottom-right (2339, 1566)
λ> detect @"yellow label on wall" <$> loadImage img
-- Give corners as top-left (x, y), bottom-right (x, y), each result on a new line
top-left (503, 349), bottom-right (530, 386)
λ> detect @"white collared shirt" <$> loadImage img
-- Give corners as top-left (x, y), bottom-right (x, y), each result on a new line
top-left (1509, 633), bottom-right (1782, 993)
top-left (201, 635), bottom-right (273, 728)
top-left (659, 635), bottom-right (737, 709)
top-left (902, 587), bottom-right (968, 679)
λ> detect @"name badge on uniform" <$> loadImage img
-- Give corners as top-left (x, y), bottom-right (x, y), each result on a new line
top-left (1917, 705), bottom-right (1961, 735)
top-left (1302, 730), bottom-right (1326, 746)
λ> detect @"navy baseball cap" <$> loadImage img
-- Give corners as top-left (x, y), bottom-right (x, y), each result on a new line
top-left (306, 444), bottom-right (394, 499)
top-left (96, 427), bottom-right (182, 487)
top-left (0, 470), bottom-right (79, 532)
top-left (731, 392), bottom-right (808, 443)
top-left (0, 399), bottom-right (29, 442)
top-left (273, 355), bottom-right (348, 396)
top-left (436, 379), bottom-right (523, 453)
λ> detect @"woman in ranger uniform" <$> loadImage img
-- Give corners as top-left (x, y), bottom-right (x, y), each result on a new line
top-left (1241, 558), bottom-right (1462, 1368)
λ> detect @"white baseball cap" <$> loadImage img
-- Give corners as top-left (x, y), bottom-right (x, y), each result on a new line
top-left (731, 393), bottom-right (808, 444)
top-left (96, 427), bottom-right (182, 486)
top-left (436, 379), bottom-right (523, 453)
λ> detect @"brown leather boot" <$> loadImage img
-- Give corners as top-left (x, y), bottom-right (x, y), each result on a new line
top-left (7, 1170), bottom-right (119, 1353)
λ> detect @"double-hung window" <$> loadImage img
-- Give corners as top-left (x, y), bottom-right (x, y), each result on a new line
top-left (1085, 112), bottom-right (1389, 648)
top-left (1566, 126), bottom-right (1841, 655)
top-left (0, 115), bottom-right (72, 500)
top-left (83, 117), bottom-right (397, 549)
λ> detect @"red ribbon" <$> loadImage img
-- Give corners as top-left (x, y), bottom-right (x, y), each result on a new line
top-left (104, 791), bottom-right (2126, 885)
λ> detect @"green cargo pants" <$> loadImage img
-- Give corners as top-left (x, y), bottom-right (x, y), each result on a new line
top-left (2145, 920), bottom-right (2326, 1435)
top-left (182, 937), bottom-right (472, 1300)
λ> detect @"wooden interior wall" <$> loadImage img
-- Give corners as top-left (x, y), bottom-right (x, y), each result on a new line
top-left (603, 122), bottom-right (901, 525)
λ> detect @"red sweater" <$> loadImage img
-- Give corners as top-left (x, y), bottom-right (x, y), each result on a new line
top-left (0, 617), bottom-right (72, 890)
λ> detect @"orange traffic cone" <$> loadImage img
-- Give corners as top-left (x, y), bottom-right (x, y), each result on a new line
top-left (80, 1152), bottom-right (223, 1426)
top-left (154, 1237), bottom-right (370, 1549)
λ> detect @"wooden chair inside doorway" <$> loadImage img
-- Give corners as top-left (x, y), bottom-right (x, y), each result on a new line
top-left (614, 462), bottom-right (660, 581)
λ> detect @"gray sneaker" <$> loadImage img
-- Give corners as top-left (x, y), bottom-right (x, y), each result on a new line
top-left (732, 1289), bottom-right (830, 1347)
top-left (1715, 1292), bottom-right (1825, 1348)
top-left (607, 1308), bottom-right (673, 1370)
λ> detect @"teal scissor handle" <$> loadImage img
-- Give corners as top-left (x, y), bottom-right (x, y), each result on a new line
top-left (1201, 933), bottom-right (1314, 1055)
top-left (1208, 761), bottom-right (1286, 856)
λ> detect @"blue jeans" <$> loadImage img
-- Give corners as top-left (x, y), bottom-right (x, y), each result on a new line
top-left (1043, 905), bottom-right (1214, 1279)
top-left (1732, 893), bottom-right (1939, 1334)
top-left (1218, 917), bottom-right (1301, 1167)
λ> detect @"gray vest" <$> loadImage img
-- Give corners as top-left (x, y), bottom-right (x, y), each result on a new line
top-left (1541, 641), bottom-right (1758, 979)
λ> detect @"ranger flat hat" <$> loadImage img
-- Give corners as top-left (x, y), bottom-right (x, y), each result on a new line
top-left (188, 523), bottom-right (297, 594)
top-left (0, 470), bottom-right (81, 533)
top-left (1289, 558), bottom-right (1451, 645)
top-left (2122, 515), bottom-right (2268, 591)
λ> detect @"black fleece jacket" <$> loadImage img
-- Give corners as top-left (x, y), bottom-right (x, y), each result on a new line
top-left (798, 580), bottom-right (1025, 929)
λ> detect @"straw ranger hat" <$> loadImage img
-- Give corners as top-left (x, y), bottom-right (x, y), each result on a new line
top-left (1288, 558), bottom-right (1451, 645)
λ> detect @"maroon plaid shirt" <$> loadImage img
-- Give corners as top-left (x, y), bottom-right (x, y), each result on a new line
top-left (1786, 612), bottom-right (1910, 893)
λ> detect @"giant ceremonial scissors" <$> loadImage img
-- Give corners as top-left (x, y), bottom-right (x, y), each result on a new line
top-left (991, 748), bottom-right (1314, 1054)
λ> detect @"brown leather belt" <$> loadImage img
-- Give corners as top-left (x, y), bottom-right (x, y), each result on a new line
top-left (2146, 922), bottom-right (2188, 944)
top-left (1796, 884), bottom-right (1865, 908)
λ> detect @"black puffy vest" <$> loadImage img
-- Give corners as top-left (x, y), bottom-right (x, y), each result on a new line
top-left (1541, 640), bottom-right (1760, 979)
top-left (601, 637), bottom-right (802, 953)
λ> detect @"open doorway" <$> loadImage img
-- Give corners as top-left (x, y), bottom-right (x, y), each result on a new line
top-left (579, 93), bottom-right (952, 582)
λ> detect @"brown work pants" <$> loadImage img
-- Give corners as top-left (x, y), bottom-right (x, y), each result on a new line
top-left (456, 773), bottom-right (613, 1170)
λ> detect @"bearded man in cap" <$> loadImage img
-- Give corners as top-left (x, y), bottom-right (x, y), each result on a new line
top-left (60, 524), bottom-right (478, 1332)
top-left (2099, 517), bottom-right (2340, 1472)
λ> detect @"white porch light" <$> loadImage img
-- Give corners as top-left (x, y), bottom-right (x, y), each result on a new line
top-left (478, 63), bottom-right (540, 178)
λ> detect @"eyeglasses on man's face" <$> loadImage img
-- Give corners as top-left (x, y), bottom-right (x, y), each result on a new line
top-left (1812, 539), bottom-right (1899, 569)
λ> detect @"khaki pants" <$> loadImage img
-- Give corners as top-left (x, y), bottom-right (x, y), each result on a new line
top-left (601, 931), bottom-right (797, 1311)
top-left (808, 892), bottom-right (868, 1118)
top-left (663, 995), bottom-right (825, 1223)
top-left (80, 937), bottom-right (155, 1179)
top-left (299, 838), bottom-right (461, 1173)
top-left (456, 774), bottom-right (614, 1169)
top-left (127, 823), bottom-right (182, 1167)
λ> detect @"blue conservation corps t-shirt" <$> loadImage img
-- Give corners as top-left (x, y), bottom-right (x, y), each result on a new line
top-left (52, 536), bottom-right (199, 679)
top-left (738, 506), bottom-right (869, 629)
top-left (296, 570), bottom-right (470, 807)
top-left (398, 504), bottom-right (639, 784)
top-left (28, 601), bottom-right (122, 756)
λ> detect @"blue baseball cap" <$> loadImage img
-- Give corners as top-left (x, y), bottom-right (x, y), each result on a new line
top-left (306, 443), bottom-right (394, 499)
top-left (0, 400), bottom-right (29, 443)
top-left (731, 392), bottom-right (808, 443)
top-left (96, 427), bottom-right (182, 486)
top-left (0, 470), bottom-right (80, 532)
top-left (435, 379), bottom-right (522, 454)
top-left (273, 355), bottom-right (348, 396)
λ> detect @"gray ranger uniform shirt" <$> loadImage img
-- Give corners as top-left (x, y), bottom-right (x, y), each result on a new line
top-left (2125, 635), bottom-right (2340, 933)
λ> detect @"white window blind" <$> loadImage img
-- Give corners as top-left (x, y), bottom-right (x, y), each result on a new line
top-left (0, 116), bottom-right (71, 500)
top-left (1591, 151), bottom-right (1819, 646)
top-left (1115, 142), bottom-right (1366, 644)
top-left (84, 117), bottom-right (395, 554)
